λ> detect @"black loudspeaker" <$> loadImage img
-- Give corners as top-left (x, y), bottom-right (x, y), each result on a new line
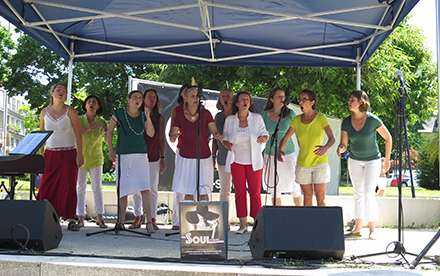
top-left (248, 206), bottom-right (345, 260)
top-left (0, 200), bottom-right (62, 251)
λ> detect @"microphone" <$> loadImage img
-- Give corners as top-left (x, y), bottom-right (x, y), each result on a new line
top-left (197, 82), bottom-right (203, 99)
top-left (284, 89), bottom-right (291, 105)
top-left (395, 70), bottom-right (406, 88)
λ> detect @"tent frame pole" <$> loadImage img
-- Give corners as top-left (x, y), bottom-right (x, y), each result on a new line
top-left (67, 41), bottom-right (74, 105)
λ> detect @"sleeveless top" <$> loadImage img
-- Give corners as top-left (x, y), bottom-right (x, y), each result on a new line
top-left (79, 114), bottom-right (104, 169)
top-left (44, 107), bottom-right (75, 149)
top-left (143, 113), bottom-right (161, 162)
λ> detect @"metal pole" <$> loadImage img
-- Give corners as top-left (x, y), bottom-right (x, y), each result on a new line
top-left (356, 48), bottom-right (361, 90)
top-left (436, 0), bottom-right (440, 188)
top-left (67, 41), bottom-right (74, 105)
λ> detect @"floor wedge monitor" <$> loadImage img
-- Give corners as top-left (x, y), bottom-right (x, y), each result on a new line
top-left (248, 206), bottom-right (345, 260)
top-left (0, 200), bottom-right (62, 251)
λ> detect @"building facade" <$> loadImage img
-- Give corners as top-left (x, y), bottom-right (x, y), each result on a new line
top-left (0, 87), bottom-right (27, 155)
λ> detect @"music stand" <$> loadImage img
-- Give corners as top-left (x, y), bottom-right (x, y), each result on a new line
top-left (3, 131), bottom-right (53, 200)
top-left (87, 109), bottom-right (150, 238)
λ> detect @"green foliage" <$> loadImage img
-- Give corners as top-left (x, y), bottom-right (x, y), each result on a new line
top-left (0, 24), bottom-right (15, 84)
top-left (417, 146), bottom-right (440, 190)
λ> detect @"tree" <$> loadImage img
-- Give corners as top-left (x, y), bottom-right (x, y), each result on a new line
top-left (0, 24), bottom-right (15, 84)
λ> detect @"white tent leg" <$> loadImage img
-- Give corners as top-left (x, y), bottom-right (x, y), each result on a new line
top-left (436, 0), bottom-right (440, 187)
top-left (356, 47), bottom-right (361, 90)
top-left (67, 41), bottom-right (74, 105)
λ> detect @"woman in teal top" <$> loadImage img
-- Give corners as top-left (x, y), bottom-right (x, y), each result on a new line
top-left (76, 95), bottom-right (108, 228)
top-left (108, 90), bottom-right (156, 232)
top-left (338, 90), bottom-right (392, 240)
top-left (262, 88), bottom-right (302, 206)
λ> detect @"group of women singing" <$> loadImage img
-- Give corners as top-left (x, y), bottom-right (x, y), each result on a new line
top-left (36, 83), bottom-right (391, 239)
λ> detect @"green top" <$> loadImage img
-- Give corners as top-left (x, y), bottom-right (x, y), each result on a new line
top-left (115, 108), bottom-right (147, 154)
top-left (79, 114), bottom-right (104, 170)
top-left (341, 112), bottom-right (383, 161)
top-left (261, 109), bottom-right (296, 156)
top-left (290, 112), bottom-right (329, 168)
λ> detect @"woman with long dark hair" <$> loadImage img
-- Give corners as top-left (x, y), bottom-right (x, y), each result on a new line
top-left (262, 88), bottom-right (302, 206)
top-left (76, 95), bottom-right (108, 228)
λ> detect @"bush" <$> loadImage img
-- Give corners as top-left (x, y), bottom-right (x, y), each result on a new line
top-left (417, 148), bottom-right (440, 190)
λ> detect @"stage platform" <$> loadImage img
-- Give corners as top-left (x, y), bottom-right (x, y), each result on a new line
top-left (0, 221), bottom-right (439, 275)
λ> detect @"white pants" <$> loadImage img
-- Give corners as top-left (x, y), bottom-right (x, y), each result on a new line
top-left (132, 161), bottom-right (160, 217)
top-left (217, 165), bottom-right (232, 202)
top-left (348, 158), bottom-right (381, 222)
top-left (76, 166), bottom-right (105, 216)
top-left (172, 191), bottom-right (185, 226)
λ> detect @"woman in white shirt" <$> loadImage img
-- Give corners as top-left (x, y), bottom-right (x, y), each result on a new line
top-left (222, 91), bottom-right (269, 234)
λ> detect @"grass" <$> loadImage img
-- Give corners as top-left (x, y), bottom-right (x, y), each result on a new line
top-left (339, 184), bottom-right (440, 198)
top-left (2, 179), bottom-right (439, 198)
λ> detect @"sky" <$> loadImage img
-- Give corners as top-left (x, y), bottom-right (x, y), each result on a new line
top-left (0, 1), bottom-right (438, 60)
top-left (408, 0), bottom-right (437, 60)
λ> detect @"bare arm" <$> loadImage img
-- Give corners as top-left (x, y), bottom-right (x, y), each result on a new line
top-left (377, 124), bottom-right (392, 172)
top-left (107, 115), bottom-right (118, 162)
top-left (207, 122), bottom-right (222, 142)
top-left (277, 126), bottom-right (296, 162)
top-left (337, 131), bottom-right (349, 157)
top-left (68, 108), bottom-right (84, 167)
top-left (144, 106), bottom-right (155, 137)
top-left (39, 109), bottom-right (46, 157)
top-left (169, 126), bottom-right (180, 143)
top-left (314, 125), bottom-right (335, 156)
top-left (158, 115), bottom-right (166, 174)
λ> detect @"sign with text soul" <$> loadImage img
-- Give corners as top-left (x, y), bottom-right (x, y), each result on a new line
top-left (180, 201), bottom-right (228, 261)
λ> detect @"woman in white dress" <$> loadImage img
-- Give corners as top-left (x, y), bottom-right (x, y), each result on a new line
top-left (107, 90), bottom-right (156, 233)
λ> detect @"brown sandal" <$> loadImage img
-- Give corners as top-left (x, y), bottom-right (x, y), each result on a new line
top-left (96, 220), bottom-right (108, 228)
top-left (146, 222), bottom-right (156, 234)
top-left (68, 221), bottom-right (80, 231)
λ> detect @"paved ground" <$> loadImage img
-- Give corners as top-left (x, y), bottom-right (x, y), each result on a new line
top-left (0, 220), bottom-right (439, 275)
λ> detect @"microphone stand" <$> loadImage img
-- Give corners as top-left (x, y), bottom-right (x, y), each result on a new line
top-left (351, 81), bottom-right (424, 265)
top-left (87, 108), bottom-right (150, 237)
top-left (165, 84), bottom-right (203, 237)
top-left (196, 83), bottom-right (203, 202)
top-left (268, 89), bottom-right (290, 206)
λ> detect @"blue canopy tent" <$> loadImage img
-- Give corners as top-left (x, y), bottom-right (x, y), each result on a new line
top-left (0, 0), bottom-right (419, 101)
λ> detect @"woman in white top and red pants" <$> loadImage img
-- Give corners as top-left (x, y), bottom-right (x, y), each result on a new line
top-left (222, 91), bottom-right (269, 234)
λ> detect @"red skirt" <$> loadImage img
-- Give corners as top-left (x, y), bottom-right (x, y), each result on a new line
top-left (37, 148), bottom-right (78, 219)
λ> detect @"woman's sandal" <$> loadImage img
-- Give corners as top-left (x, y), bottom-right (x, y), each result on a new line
top-left (77, 221), bottom-right (85, 228)
top-left (96, 220), bottom-right (108, 228)
top-left (151, 218), bottom-right (159, 230)
top-left (128, 216), bottom-right (142, 229)
top-left (68, 221), bottom-right (80, 231)
top-left (146, 222), bottom-right (156, 234)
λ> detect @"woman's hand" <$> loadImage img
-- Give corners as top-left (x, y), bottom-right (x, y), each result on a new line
top-left (76, 153), bottom-right (84, 168)
top-left (109, 149), bottom-right (116, 162)
top-left (257, 135), bottom-right (269, 144)
top-left (277, 149), bottom-right (285, 162)
top-left (337, 144), bottom-right (346, 157)
top-left (213, 132), bottom-right (222, 143)
top-left (160, 158), bottom-right (166, 174)
top-left (223, 141), bottom-right (233, 151)
top-left (144, 106), bottom-right (150, 118)
top-left (314, 145), bottom-right (329, 156)
top-left (169, 130), bottom-right (180, 143)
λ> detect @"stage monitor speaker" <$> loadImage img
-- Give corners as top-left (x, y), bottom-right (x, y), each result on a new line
top-left (0, 200), bottom-right (62, 251)
top-left (248, 206), bottom-right (345, 260)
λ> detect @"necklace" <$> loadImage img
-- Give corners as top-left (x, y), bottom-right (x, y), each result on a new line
top-left (187, 109), bottom-right (197, 121)
top-left (123, 107), bottom-right (145, 136)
